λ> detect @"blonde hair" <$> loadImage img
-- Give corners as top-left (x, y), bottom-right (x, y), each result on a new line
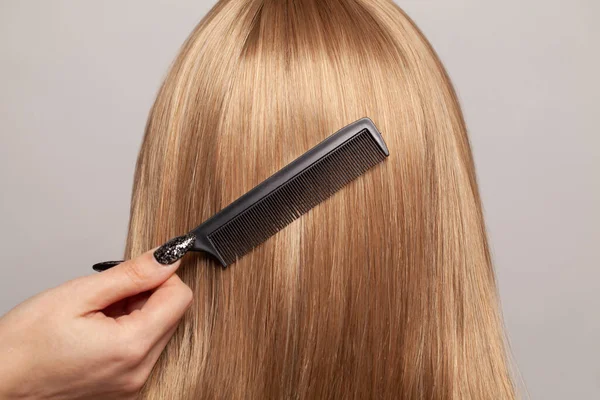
top-left (126, 0), bottom-right (517, 398)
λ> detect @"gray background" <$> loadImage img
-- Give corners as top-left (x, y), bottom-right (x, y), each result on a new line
top-left (0, 1), bottom-right (598, 398)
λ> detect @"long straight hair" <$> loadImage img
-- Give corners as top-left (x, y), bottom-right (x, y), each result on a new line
top-left (127, 0), bottom-right (517, 398)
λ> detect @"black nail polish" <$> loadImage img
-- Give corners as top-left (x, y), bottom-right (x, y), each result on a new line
top-left (92, 260), bottom-right (124, 272)
top-left (153, 232), bottom-right (196, 265)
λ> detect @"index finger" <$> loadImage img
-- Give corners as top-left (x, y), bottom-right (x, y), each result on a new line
top-left (120, 273), bottom-right (193, 346)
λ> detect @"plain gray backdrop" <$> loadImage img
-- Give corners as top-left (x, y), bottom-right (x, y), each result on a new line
top-left (1, 0), bottom-right (598, 398)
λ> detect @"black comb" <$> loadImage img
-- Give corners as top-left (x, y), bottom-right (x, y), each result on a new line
top-left (93, 118), bottom-right (389, 270)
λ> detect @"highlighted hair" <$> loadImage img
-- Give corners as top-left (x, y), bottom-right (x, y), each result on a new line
top-left (127, 0), bottom-right (517, 398)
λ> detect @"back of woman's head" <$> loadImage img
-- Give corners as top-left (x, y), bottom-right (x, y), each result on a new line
top-left (127, 0), bottom-right (516, 398)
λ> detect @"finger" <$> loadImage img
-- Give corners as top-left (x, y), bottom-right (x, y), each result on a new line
top-left (74, 233), bottom-right (196, 312)
top-left (104, 291), bottom-right (150, 319)
top-left (136, 323), bottom-right (179, 381)
top-left (122, 273), bottom-right (193, 346)
top-left (124, 291), bottom-right (151, 314)
top-left (79, 249), bottom-right (178, 311)
top-left (102, 299), bottom-right (127, 319)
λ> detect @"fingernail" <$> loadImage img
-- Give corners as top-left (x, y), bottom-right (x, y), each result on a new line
top-left (153, 232), bottom-right (196, 265)
top-left (92, 260), bottom-right (124, 272)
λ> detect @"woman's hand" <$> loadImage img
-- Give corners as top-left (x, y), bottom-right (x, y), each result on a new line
top-left (0, 247), bottom-right (193, 400)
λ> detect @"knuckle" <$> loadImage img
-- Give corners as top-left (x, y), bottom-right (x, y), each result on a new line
top-left (114, 332), bottom-right (148, 366)
top-left (125, 341), bottom-right (148, 365)
top-left (182, 285), bottom-right (194, 307)
top-left (57, 277), bottom-right (86, 299)
top-left (121, 372), bottom-right (148, 394)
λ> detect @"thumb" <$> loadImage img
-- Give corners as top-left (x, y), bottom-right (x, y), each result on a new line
top-left (77, 233), bottom-right (196, 311)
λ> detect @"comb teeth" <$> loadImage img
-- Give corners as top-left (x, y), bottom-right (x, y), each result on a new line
top-left (208, 129), bottom-right (387, 265)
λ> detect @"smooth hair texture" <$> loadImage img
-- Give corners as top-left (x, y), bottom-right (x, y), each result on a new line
top-left (125, 0), bottom-right (517, 398)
